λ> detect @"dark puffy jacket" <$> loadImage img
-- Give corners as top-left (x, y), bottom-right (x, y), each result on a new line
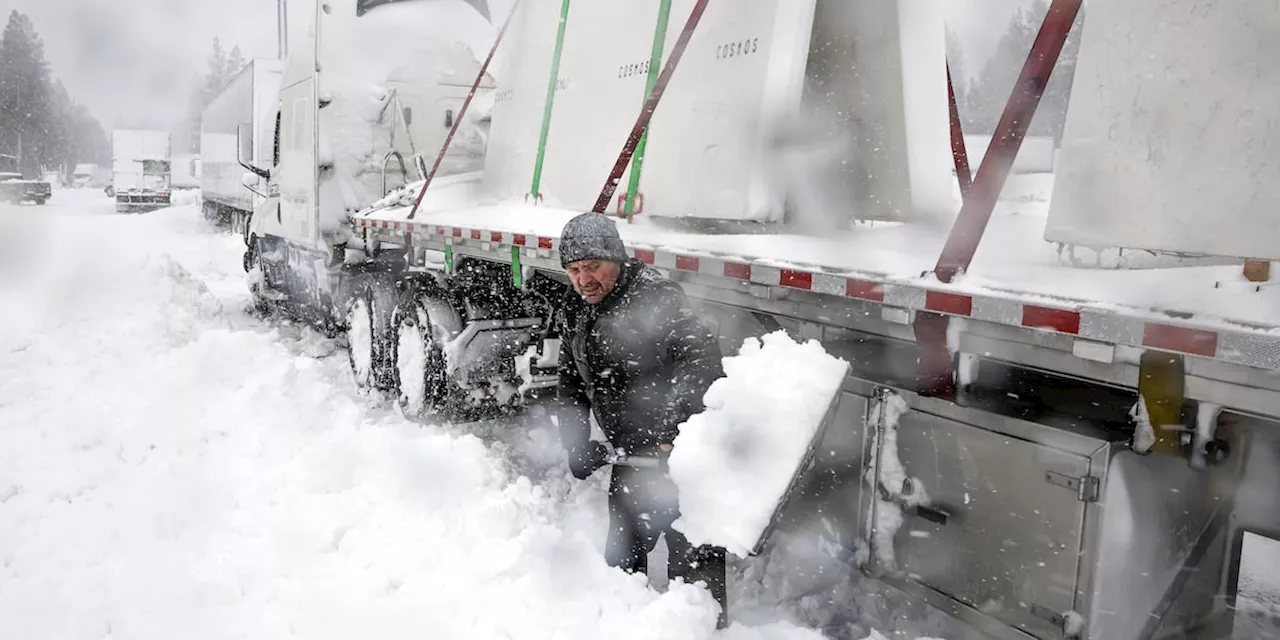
top-left (556, 259), bottom-right (723, 462)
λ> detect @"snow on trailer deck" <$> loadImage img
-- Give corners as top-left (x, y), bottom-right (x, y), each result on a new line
top-left (355, 174), bottom-right (1280, 373)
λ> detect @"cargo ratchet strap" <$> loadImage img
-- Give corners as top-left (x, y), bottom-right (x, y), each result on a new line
top-left (621, 0), bottom-right (674, 222)
top-left (528, 0), bottom-right (573, 200)
top-left (591, 0), bottom-right (711, 215)
top-left (407, 0), bottom-right (520, 219)
top-left (947, 63), bottom-right (972, 198)
top-left (916, 0), bottom-right (1081, 398)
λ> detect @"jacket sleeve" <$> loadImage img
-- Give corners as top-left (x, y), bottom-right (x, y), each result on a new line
top-left (651, 282), bottom-right (724, 436)
top-left (555, 310), bottom-right (593, 454)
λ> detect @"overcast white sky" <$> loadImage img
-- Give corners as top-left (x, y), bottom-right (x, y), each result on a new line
top-left (9, 0), bottom-right (1025, 130)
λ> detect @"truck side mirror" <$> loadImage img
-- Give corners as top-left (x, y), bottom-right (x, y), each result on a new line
top-left (402, 106), bottom-right (413, 127)
top-left (241, 172), bottom-right (266, 198)
top-left (237, 123), bottom-right (253, 165)
top-left (238, 122), bottom-right (270, 180)
top-left (445, 109), bottom-right (454, 129)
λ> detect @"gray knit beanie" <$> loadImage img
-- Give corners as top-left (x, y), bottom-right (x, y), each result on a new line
top-left (559, 212), bottom-right (629, 267)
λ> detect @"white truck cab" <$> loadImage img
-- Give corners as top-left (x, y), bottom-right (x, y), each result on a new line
top-left (244, 0), bottom-right (494, 265)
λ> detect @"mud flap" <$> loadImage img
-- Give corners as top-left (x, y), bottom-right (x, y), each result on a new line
top-left (747, 377), bottom-right (848, 556)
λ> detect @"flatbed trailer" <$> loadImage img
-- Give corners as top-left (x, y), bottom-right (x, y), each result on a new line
top-left (242, 0), bottom-right (1280, 637)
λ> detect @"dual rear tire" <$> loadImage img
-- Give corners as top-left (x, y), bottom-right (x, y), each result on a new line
top-left (344, 279), bottom-right (476, 422)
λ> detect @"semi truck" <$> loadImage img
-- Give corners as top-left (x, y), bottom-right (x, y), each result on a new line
top-left (200, 58), bottom-right (284, 232)
top-left (72, 163), bottom-right (109, 189)
top-left (240, 0), bottom-right (1280, 638)
top-left (110, 129), bottom-right (172, 213)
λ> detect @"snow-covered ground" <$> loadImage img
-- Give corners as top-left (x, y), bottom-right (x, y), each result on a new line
top-left (0, 190), bottom-right (973, 638)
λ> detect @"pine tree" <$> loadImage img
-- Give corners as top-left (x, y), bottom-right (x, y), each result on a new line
top-left (182, 37), bottom-right (237, 153)
top-left (0, 10), bottom-right (110, 176)
top-left (47, 79), bottom-right (73, 172)
top-left (1026, 0), bottom-right (1085, 140)
top-left (960, 1), bottom-right (1085, 140)
top-left (965, 7), bottom-right (1039, 135)
top-left (0, 10), bottom-right (56, 176)
top-left (226, 46), bottom-right (246, 79)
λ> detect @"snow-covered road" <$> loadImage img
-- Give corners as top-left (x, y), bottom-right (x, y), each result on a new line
top-left (0, 190), bottom-right (965, 639)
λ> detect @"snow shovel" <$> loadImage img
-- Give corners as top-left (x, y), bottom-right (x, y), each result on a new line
top-left (607, 450), bottom-right (666, 470)
top-left (746, 379), bottom-right (846, 556)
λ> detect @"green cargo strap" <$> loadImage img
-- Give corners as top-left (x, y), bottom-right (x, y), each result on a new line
top-left (530, 0), bottom-right (572, 198)
top-left (511, 245), bottom-right (523, 288)
top-left (623, 0), bottom-right (673, 221)
top-left (444, 243), bottom-right (454, 274)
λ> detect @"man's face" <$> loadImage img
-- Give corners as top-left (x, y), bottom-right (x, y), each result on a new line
top-left (566, 259), bottom-right (621, 304)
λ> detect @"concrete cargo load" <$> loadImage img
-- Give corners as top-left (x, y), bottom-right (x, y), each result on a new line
top-left (483, 0), bottom-right (952, 225)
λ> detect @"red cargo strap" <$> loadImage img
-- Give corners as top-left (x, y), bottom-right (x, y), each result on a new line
top-left (933, 0), bottom-right (1082, 282)
top-left (407, 1), bottom-right (520, 219)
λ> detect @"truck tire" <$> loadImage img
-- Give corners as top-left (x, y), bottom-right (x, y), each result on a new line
top-left (34, 198), bottom-right (46, 206)
top-left (344, 277), bottom-right (399, 393)
top-left (393, 291), bottom-right (470, 421)
top-left (346, 290), bottom-right (377, 391)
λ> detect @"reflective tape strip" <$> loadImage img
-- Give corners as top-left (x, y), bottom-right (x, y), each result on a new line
top-left (355, 218), bottom-right (1280, 370)
top-left (1079, 310), bottom-right (1143, 345)
top-left (751, 265), bottom-right (781, 286)
top-left (779, 269), bottom-right (812, 290)
top-left (1218, 332), bottom-right (1280, 370)
top-left (1143, 322), bottom-right (1218, 357)
top-left (811, 273), bottom-right (846, 297)
top-left (846, 279), bottom-right (885, 302)
top-left (925, 290), bottom-right (973, 316)
top-left (1022, 305), bottom-right (1081, 334)
top-left (723, 262), bottom-right (751, 280)
top-left (696, 257), bottom-right (724, 277)
top-left (971, 295), bottom-right (1023, 327)
top-left (653, 250), bottom-right (678, 270)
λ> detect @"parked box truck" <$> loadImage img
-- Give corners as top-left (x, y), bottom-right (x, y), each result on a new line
top-left (200, 58), bottom-right (284, 232)
top-left (111, 129), bottom-right (171, 213)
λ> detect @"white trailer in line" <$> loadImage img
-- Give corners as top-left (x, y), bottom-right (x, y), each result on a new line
top-left (200, 58), bottom-right (284, 232)
top-left (110, 129), bottom-right (171, 213)
top-left (240, 0), bottom-right (1280, 638)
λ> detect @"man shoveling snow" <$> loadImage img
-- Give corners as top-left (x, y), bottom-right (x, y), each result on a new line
top-left (552, 212), bottom-right (730, 629)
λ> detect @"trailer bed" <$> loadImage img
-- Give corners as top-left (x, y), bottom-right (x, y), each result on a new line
top-left (353, 173), bottom-right (1280, 373)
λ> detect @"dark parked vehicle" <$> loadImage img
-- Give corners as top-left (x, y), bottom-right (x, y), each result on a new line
top-left (0, 172), bottom-right (51, 205)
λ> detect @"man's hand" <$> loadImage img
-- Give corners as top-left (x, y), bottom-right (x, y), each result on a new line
top-left (568, 441), bottom-right (610, 480)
